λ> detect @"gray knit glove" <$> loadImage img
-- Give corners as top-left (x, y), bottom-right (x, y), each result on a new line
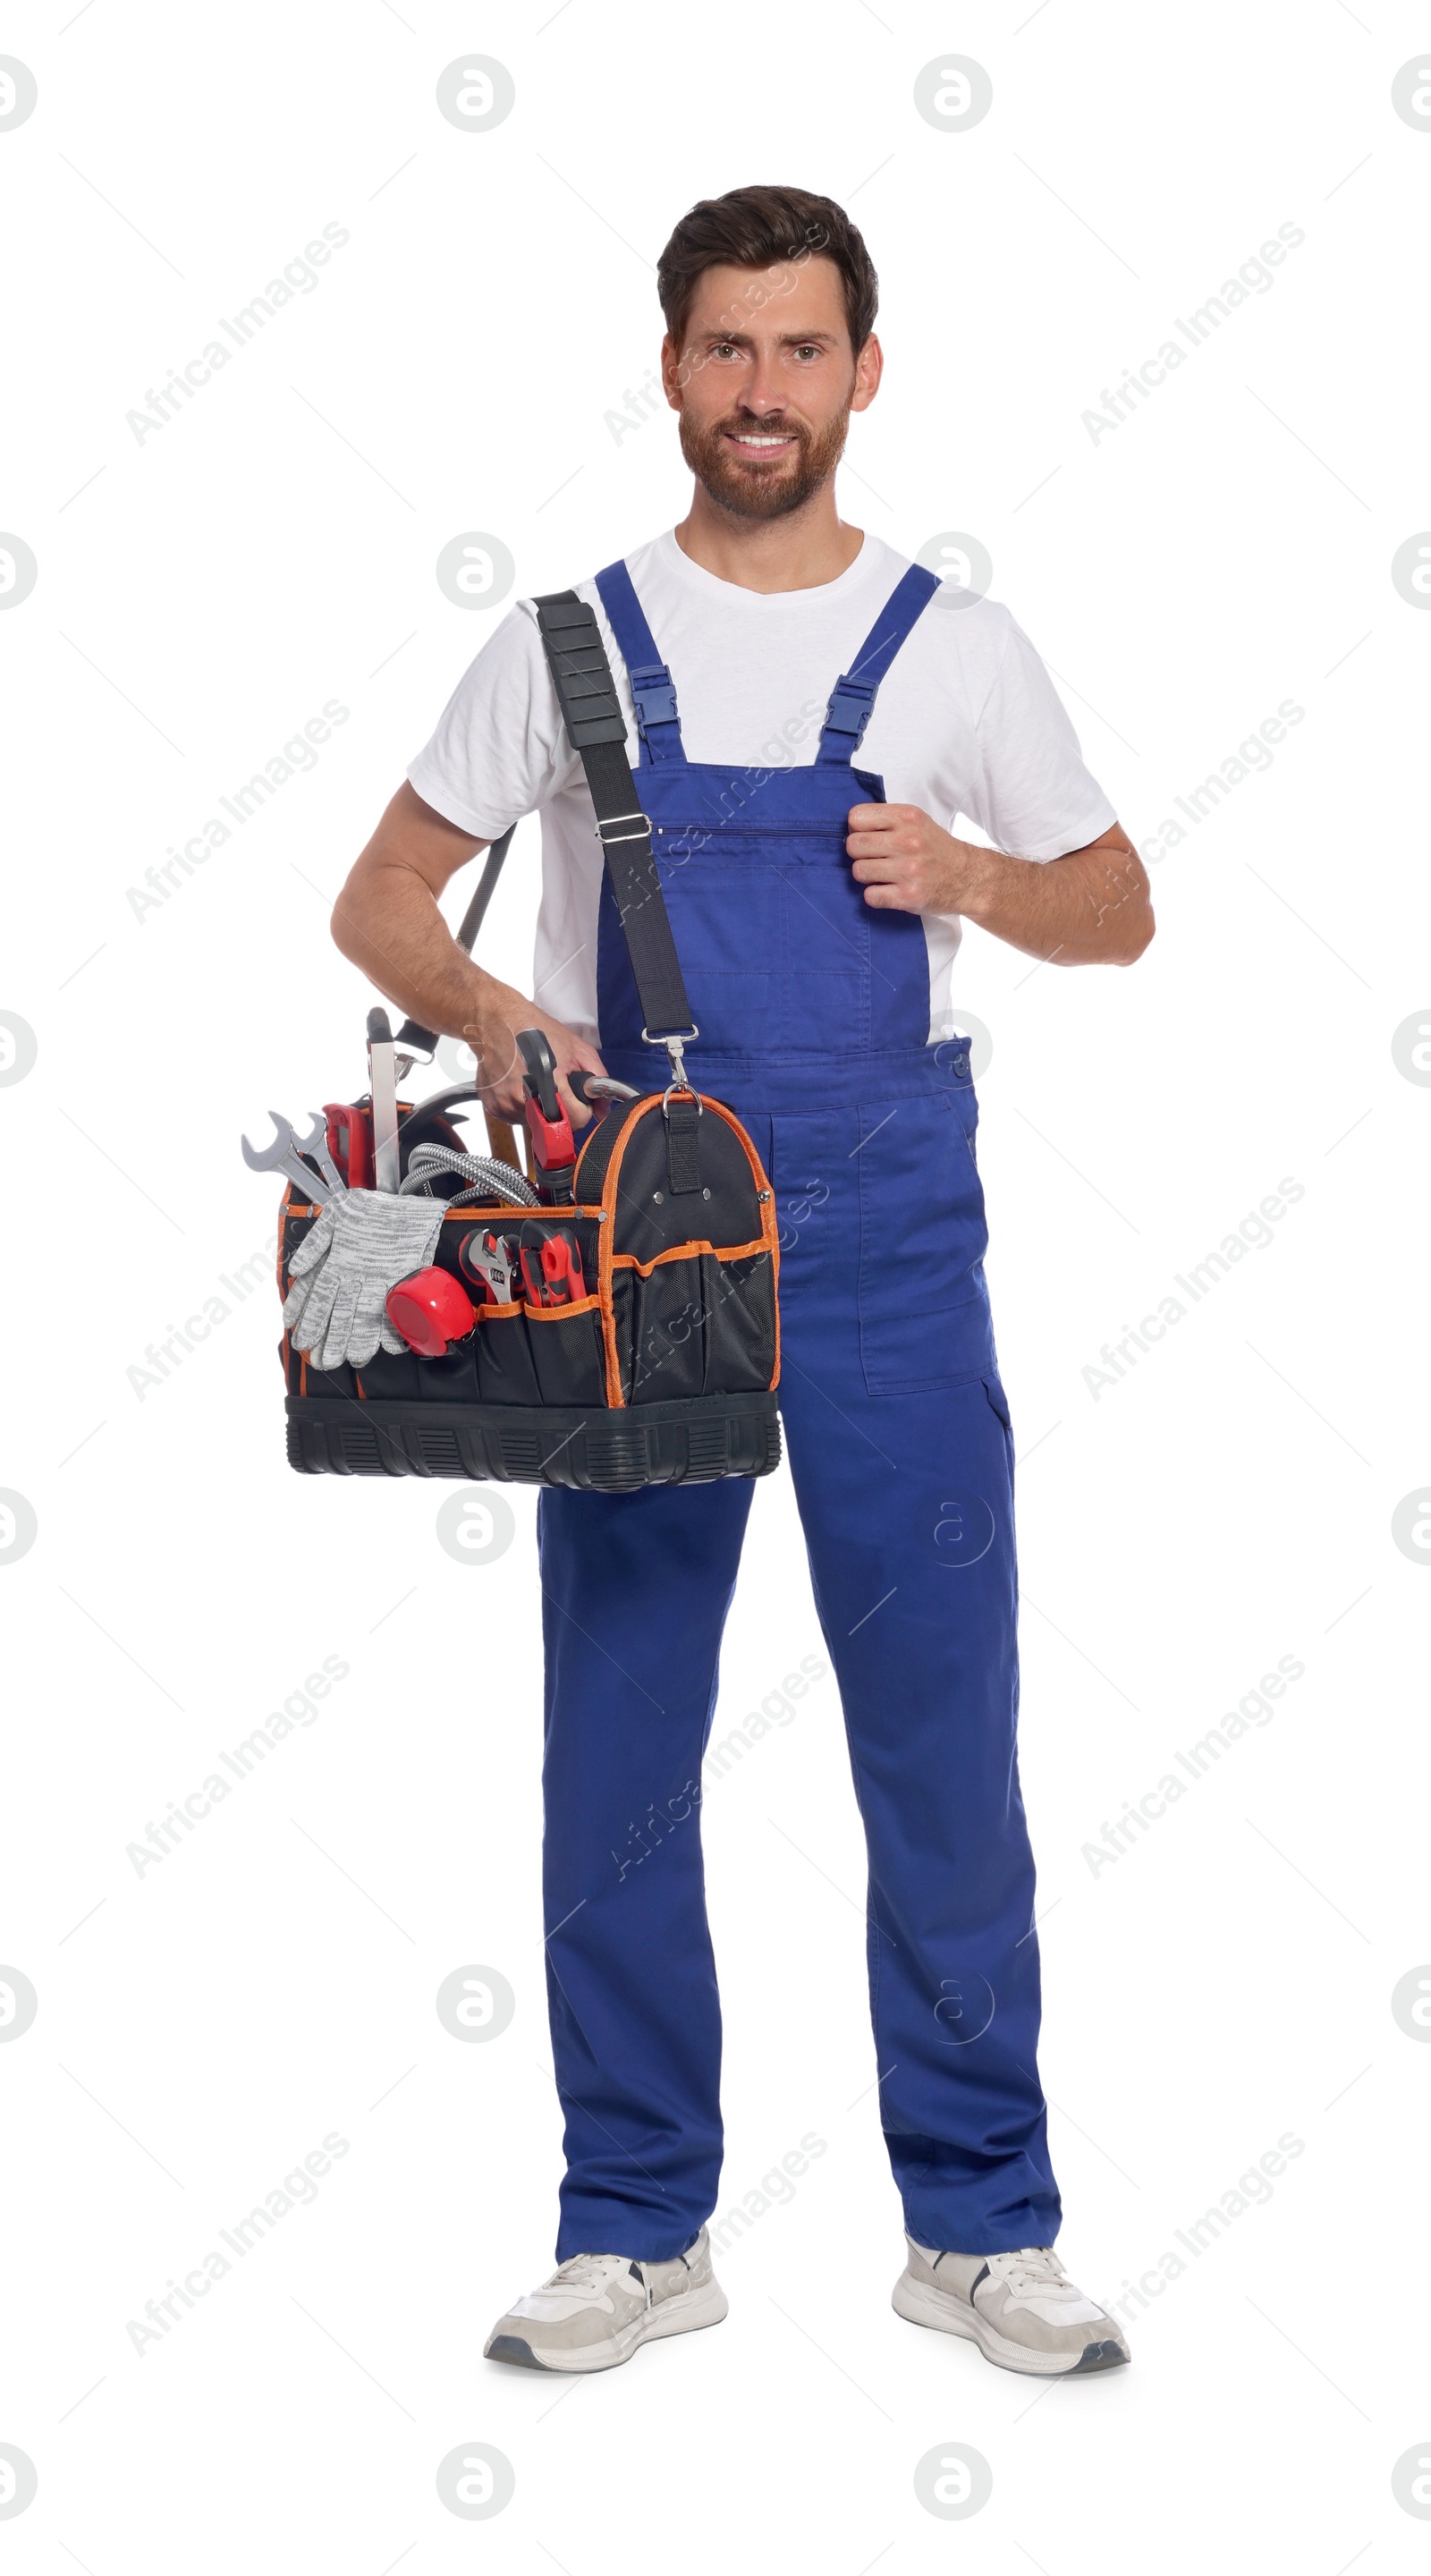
top-left (283, 1189), bottom-right (446, 1368)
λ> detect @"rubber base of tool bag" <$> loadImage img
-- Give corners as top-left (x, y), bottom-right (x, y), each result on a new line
top-left (276, 1089), bottom-right (783, 1490)
top-left (284, 1388), bottom-right (782, 1489)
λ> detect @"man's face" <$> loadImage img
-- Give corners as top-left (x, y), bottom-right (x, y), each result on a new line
top-left (663, 254), bottom-right (881, 521)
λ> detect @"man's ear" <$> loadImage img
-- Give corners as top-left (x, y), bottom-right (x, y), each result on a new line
top-left (850, 333), bottom-right (884, 415)
top-left (661, 333), bottom-right (686, 407)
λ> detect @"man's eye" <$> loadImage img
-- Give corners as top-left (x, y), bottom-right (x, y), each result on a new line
top-left (793, 344), bottom-right (821, 360)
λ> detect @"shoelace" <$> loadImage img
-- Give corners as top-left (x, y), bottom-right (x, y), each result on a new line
top-left (546, 2252), bottom-right (644, 2298)
top-left (984, 2247), bottom-right (1068, 2297)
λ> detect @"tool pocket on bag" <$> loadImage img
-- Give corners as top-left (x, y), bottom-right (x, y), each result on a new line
top-left (622, 1253), bottom-right (707, 1404)
top-left (857, 1086), bottom-right (995, 1396)
top-left (474, 1303), bottom-right (544, 1406)
top-left (699, 1249), bottom-right (777, 1394)
top-left (613, 1244), bottom-right (778, 1403)
top-left (522, 1294), bottom-right (607, 1408)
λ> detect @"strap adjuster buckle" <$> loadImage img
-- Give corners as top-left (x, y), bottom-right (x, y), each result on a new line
top-left (594, 810), bottom-right (653, 846)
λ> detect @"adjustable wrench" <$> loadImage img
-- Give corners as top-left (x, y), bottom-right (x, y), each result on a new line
top-left (240, 1111), bottom-right (335, 1204)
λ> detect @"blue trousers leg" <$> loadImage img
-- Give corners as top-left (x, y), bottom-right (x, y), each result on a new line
top-left (538, 1475), bottom-right (753, 2260)
top-left (776, 1361), bottom-right (1060, 2251)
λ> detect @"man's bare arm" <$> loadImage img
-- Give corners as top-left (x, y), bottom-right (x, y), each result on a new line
top-left (846, 807), bottom-right (1155, 967)
top-left (330, 782), bottom-right (605, 1123)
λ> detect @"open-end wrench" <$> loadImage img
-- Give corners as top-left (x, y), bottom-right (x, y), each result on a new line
top-left (241, 1111), bottom-right (334, 1204)
top-left (293, 1109), bottom-right (348, 1196)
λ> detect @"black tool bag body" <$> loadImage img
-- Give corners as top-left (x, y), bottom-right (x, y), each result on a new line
top-left (280, 1092), bottom-right (781, 1487)
top-left (279, 589), bottom-right (783, 1492)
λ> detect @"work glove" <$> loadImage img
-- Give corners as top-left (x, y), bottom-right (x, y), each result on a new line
top-left (282, 1189), bottom-right (446, 1368)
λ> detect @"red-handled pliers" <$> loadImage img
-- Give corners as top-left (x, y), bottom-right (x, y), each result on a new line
top-left (516, 1028), bottom-right (576, 1203)
top-left (519, 1224), bottom-right (586, 1308)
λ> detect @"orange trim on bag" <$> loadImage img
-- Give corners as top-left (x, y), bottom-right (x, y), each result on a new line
top-left (595, 1093), bottom-right (781, 1402)
top-left (441, 1199), bottom-right (537, 1220)
top-left (597, 1103), bottom-right (665, 1406)
top-left (522, 1292), bottom-right (602, 1324)
top-left (612, 1235), bottom-right (772, 1278)
top-left (701, 1097), bottom-right (781, 1390)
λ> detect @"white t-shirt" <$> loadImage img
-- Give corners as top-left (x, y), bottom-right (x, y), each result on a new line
top-left (408, 530), bottom-right (1115, 1046)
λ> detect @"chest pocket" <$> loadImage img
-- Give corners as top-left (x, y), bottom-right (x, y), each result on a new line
top-left (856, 1085), bottom-right (996, 1395)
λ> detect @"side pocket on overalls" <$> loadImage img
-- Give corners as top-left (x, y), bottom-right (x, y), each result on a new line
top-left (857, 1086), bottom-right (996, 1395)
top-left (982, 1374), bottom-right (1015, 1481)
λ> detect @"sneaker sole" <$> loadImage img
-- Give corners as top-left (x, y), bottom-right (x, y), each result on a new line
top-left (485, 2276), bottom-right (729, 2374)
top-left (892, 2270), bottom-right (1129, 2377)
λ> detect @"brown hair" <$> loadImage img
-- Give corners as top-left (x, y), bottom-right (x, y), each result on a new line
top-left (656, 184), bottom-right (878, 358)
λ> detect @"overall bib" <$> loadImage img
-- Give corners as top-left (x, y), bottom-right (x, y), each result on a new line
top-left (538, 559), bottom-right (1060, 2259)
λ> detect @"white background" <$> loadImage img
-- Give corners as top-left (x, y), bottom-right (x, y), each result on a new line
top-left (2, 1), bottom-right (1428, 2566)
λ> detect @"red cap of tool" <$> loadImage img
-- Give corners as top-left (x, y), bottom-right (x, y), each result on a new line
top-left (385, 1267), bottom-right (477, 1358)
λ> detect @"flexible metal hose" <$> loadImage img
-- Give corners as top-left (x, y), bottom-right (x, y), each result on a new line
top-left (399, 1143), bottom-right (538, 1207)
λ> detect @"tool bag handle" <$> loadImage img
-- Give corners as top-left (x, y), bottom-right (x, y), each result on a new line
top-left (531, 590), bottom-right (697, 1046)
top-left (391, 822), bottom-right (518, 1061)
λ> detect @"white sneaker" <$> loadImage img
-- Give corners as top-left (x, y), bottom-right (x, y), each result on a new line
top-left (484, 2226), bottom-right (728, 2374)
top-left (893, 2238), bottom-right (1130, 2377)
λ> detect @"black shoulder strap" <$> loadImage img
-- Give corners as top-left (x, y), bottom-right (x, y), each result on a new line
top-left (533, 590), bottom-right (696, 1049)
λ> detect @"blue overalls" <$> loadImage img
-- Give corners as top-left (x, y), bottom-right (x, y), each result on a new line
top-left (538, 558), bottom-right (1061, 2260)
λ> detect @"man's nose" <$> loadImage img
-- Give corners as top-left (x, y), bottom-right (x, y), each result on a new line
top-left (738, 365), bottom-right (786, 419)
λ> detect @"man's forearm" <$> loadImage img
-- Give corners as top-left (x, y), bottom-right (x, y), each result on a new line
top-left (956, 835), bottom-right (1154, 967)
top-left (846, 804), bottom-right (1155, 968)
top-left (330, 784), bottom-right (607, 1120)
top-left (330, 855), bottom-right (527, 1053)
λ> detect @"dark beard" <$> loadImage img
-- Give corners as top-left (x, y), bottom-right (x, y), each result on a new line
top-left (678, 403), bottom-right (851, 521)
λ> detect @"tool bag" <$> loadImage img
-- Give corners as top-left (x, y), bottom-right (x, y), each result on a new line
top-left (278, 589), bottom-right (783, 1491)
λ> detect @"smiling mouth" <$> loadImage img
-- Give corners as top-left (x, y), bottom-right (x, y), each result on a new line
top-left (724, 428), bottom-right (800, 458)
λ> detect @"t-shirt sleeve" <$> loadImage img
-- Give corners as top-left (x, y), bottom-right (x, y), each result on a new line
top-left (406, 601), bottom-right (588, 839)
top-left (963, 610), bottom-right (1117, 861)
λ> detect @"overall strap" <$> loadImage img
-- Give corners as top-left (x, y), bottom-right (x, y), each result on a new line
top-left (593, 561), bottom-right (686, 766)
top-left (816, 563), bottom-right (942, 763)
top-left (533, 588), bottom-right (698, 1066)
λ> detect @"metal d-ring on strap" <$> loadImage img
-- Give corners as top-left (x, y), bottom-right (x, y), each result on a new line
top-left (640, 1022), bottom-right (702, 1117)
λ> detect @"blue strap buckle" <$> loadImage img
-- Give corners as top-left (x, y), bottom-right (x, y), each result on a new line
top-left (629, 661), bottom-right (680, 733)
top-left (821, 674), bottom-right (877, 745)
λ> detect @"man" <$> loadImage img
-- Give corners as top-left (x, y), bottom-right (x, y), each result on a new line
top-left (333, 183), bottom-right (1153, 2379)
